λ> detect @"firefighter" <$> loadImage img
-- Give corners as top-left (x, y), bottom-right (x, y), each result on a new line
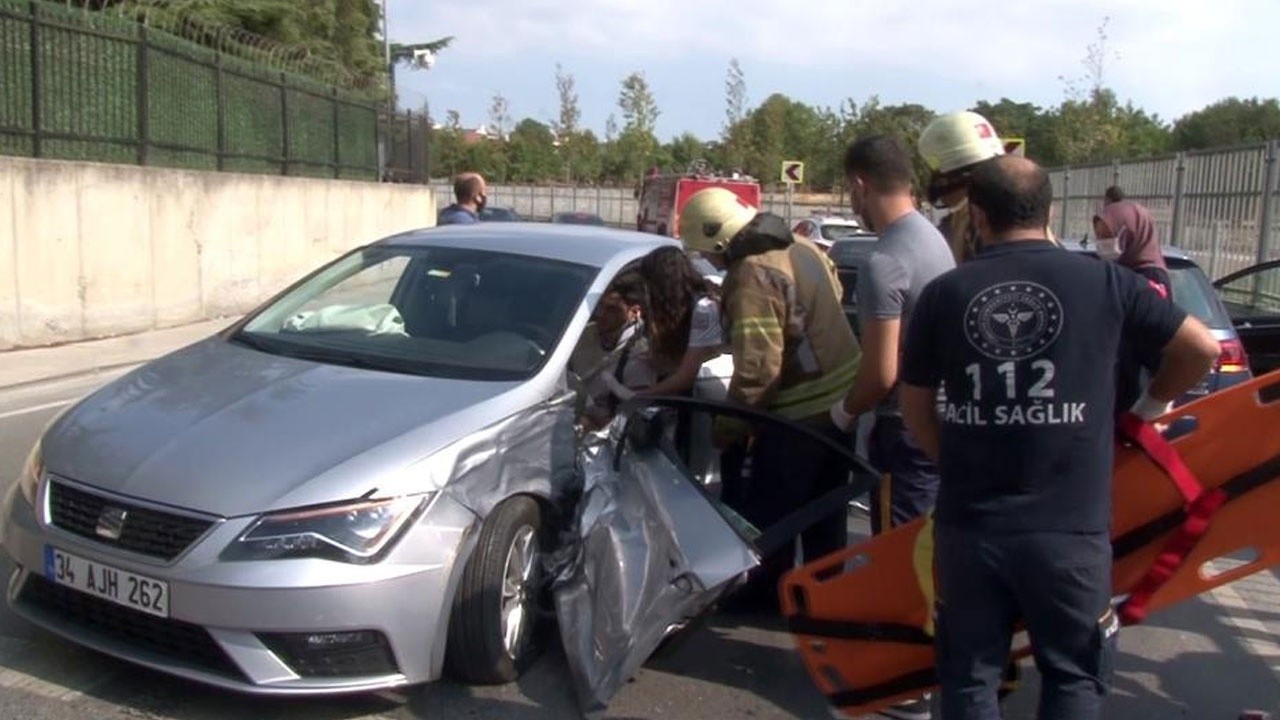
top-left (678, 187), bottom-right (861, 612)
top-left (918, 111), bottom-right (1010, 265)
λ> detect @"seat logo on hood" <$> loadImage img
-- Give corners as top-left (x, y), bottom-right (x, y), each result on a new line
top-left (95, 507), bottom-right (129, 541)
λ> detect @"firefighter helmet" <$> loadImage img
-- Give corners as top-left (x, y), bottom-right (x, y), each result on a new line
top-left (677, 187), bottom-right (758, 255)
top-left (918, 111), bottom-right (1005, 175)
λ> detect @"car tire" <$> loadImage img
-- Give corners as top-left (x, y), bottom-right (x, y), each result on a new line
top-left (445, 496), bottom-right (545, 684)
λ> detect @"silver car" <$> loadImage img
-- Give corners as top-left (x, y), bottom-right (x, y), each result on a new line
top-left (0, 223), bottom-right (765, 704)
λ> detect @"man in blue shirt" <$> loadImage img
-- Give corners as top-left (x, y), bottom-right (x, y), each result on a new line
top-left (437, 172), bottom-right (487, 225)
top-left (899, 155), bottom-right (1219, 720)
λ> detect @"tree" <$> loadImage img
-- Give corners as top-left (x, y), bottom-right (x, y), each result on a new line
top-left (488, 93), bottom-right (511, 140)
top-left (551, 63), bottom-right (585, 181)
top-left (970, 98), bottom-right (1061, 166)
top-left (611, 72), bottom-right (661, 182)
top-left (837, 96), bottom-right (937, 191)
top-left (1044, 17), bottom-right (1175, 165)
top-left (506, 118), bottom-right (559, 182)
top-left (103, 0), bottom-right (392, 86)
top-left (618, 71), bottom-right (660, 134)
top-left (1173, 97), bottom-right (1280, 151)
top-left (722, 59), bottom-right (747, 169)
top-left (553, 63), bottom-right (581, 138)
top-left (564, 130), bottom-right (603, 183)
top-left (431, 110), bottom-right (467, 178)
top-left (665, 132), bottom-right (707, 172)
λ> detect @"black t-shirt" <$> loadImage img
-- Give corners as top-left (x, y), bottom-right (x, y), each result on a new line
top-left (900, 240), bottom-right (1187, 533)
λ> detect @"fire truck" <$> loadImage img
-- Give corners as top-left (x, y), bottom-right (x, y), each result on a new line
top-left (635, 161), bottom-right (762, 238)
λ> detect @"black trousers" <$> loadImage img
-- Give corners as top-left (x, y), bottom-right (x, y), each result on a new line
top-left (868, 415), bottom-right (941, 534)
top-left (934, 523), bottom-right (1116, 720)
top-left (722, 420), bottom-right (849, 609)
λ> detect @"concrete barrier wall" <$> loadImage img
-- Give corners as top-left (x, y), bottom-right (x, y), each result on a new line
top-left (0, 157), bottom-right (436, 351)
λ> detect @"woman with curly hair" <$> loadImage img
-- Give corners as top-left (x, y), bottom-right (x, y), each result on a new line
top-left (635, 246), bottom-right (726, 397)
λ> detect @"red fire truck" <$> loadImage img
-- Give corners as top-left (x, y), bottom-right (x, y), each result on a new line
top-left (636, 162), bottom-right (762, 238)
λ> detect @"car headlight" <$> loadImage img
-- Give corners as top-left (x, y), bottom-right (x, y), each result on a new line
top-left (18, 440), bottom-right (44, 506)
top-left (231, 495), bottom-right (430, 563)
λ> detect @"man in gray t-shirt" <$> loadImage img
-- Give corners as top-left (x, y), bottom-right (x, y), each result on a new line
top-left (830, 136), bottom-right (954, 549)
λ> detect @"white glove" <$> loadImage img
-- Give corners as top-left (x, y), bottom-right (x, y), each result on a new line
top-left (830, 398), bottom-right (857, 433)
top-left (1130, 390), bottom-right (1172, 422)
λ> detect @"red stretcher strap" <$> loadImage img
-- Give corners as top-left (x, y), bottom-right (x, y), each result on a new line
top-left (1115, 411), bottom-right (1226, 625)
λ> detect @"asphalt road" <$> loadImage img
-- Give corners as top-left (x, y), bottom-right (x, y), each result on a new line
top-left (1, 372), bottom-right (1279, 720)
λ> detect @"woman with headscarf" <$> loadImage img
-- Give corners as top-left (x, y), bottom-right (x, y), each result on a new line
top-left (1094, 199), bottom-right (1171, 298)
top-left (1094, 199), bottom-right (1176, 415)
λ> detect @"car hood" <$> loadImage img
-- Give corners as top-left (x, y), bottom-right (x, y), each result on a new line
top-left (42, 337), bottom-right (525, 517)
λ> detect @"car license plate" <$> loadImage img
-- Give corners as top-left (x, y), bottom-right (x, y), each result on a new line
top-left (43, 546), bottom-right (169, 618)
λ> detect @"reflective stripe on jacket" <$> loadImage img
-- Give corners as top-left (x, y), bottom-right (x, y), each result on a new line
top-left (722, 234), bottom-right (862, 423)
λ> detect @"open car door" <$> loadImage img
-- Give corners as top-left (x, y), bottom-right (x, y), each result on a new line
top-left (551, 397), bottom-right (880, 718)
top-left (1214, 259), bottom-right (1280, 375)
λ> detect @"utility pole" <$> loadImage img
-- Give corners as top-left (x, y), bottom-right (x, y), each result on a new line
top-left (379, 0), bottom-right (392, 179)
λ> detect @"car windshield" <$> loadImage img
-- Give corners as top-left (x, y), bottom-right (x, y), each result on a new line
top-left (1168, 261), bottom-right (1232, 329)
top-left (234, 245), bottom-right (596, 381)
top-left (821, 224), bottom-right (869, 241)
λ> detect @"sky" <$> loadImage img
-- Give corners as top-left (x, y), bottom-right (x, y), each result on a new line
top-left (387, 0), bottom-right (1280, 142)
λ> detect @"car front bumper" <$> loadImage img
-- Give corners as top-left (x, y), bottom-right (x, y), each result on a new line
top-left (0, 480), bottom-right (478, 696)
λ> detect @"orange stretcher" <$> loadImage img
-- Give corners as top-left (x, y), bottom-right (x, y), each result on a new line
top-left (780, 370), bottom-right (1280, 717)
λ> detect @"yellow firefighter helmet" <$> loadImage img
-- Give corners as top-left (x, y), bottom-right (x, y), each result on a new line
top-left (918, 111), bottom-right (1006, 175)
top-left (677, 187), bottom-right (758, 255)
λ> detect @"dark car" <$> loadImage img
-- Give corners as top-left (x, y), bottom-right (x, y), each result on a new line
top-left (1068, 242), bottom-right (1252, 404)
top-left (826, 234), bottom-right (879, 338)
top-left (1213, 259), bottom-right (1280, 376)
top-left (479, 206), bottom-right (522, 222)
top-left (552, 211), bottom-right (607, 226)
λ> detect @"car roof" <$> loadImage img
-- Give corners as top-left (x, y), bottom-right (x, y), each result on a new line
top-left (1063, 241), bottom-right (1194, 264)
top-left (376, 222), bottom-right (677, 268)
top-left (805, 215), bottom-right (862, 226)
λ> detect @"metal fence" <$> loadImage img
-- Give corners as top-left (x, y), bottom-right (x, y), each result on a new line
top-left (1049, 140), bottom-right (1280, 279)
top-left (382, 108), bottom-right (431, 184)
top-left (0, 0), bottom-right (383, 179)
top-left (428, 181), bottom-right (843, 227)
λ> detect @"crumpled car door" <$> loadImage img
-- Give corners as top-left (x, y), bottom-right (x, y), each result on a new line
top-left (551, 397), bottom-right (879, 718)
top-left (551, 409), bottom-right (760, 718)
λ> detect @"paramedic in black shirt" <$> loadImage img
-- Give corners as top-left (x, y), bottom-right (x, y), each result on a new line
top-left (898, 155), bottom-right (1220, 720)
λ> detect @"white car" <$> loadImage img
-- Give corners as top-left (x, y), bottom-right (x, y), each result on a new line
top-left (790, 215), bottom-right (873, 252)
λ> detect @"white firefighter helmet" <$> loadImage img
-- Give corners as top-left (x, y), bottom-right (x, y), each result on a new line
top-left (918, 111), bottom-right (1006, 175)
top-left (677, 187), bottom-right (758, 255)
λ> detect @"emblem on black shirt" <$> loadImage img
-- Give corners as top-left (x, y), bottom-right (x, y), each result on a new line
top-left (965, 282), bottom-right (1062, 360)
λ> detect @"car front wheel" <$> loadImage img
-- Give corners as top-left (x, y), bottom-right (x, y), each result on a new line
top-left (445, 496), bottom-right (545, 683)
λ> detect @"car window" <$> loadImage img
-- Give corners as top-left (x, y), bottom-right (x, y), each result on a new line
top-left (1216, 263), bottom-right (1280, 322)
top-left (1168, 262), bottom-right (1232, 329)
top-left (236, 246), bottom-right (597, 381)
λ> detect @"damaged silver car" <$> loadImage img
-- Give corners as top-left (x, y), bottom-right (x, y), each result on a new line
top-left (1, 223), bottom-right (787, 706)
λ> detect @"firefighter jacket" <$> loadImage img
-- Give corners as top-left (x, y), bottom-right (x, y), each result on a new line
top-left (719, 213), bottom-right (862, 427)
top-left (939, 198), bottom-right (1060, 265)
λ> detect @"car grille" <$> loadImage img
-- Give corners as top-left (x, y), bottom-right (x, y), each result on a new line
top-left (48, 481), bottom-right (214, 561)
top-left (258, 631), bottom-right (399, 678)
top-left (18, 575), bottom-right (246, 681)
